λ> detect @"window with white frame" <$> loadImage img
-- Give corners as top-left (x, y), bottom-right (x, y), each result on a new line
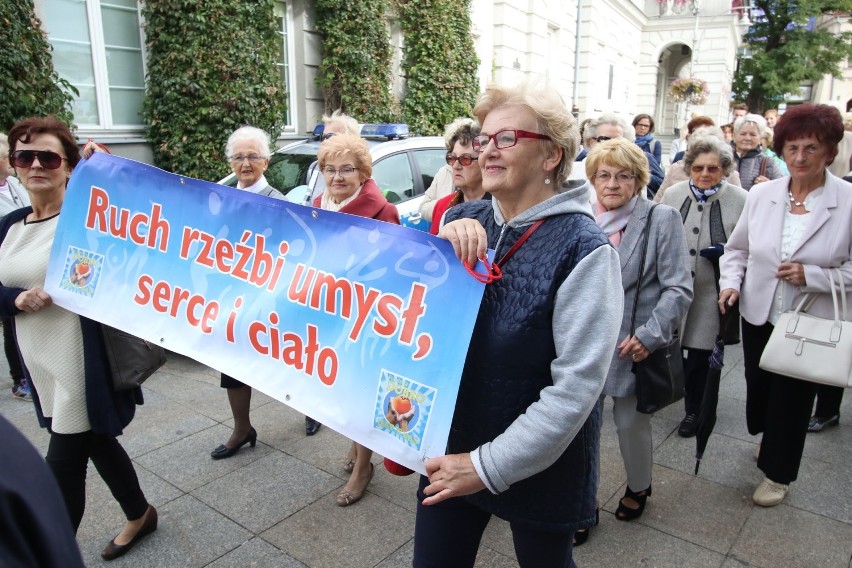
top-left (43, 0), bottom-right (146, 129)
top-left (274, 0), bottom-right (295, 130)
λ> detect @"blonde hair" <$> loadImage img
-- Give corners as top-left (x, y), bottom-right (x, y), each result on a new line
top-left (321, 110), bottom-right (360, 136)
top-left (473, 83), bottom-right (578, 185)
top-left (317, 133), bottom-right (372, 179)
top-left (585, 138), bottom-right (650, 192)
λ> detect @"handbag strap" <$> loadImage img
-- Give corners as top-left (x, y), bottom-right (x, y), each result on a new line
top-left (629, 204), bottom-right (657, 336)
top-left (793, 268), bottom-right (847, 323)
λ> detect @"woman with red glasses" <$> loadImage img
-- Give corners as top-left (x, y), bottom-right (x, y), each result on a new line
top-left (0, 116), bottom-right (156, 560)
top-left (429, 119), bottom-right (488, 235)
top-left (413, 84), bottom-right (623, 568)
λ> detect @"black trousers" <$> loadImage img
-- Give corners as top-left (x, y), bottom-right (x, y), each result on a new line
top-left (2, 317), bottom-right (23, 385)
top-left (45, 431), bottom-right (148, 532)
top-left (413, 476), bottom-right (577, 568)
top-left (741, 319), bottom-right (816, 484)
top-left (813, 384), bottom-right (844, 418)
top-left (682, 347), bottom-right (712, 416)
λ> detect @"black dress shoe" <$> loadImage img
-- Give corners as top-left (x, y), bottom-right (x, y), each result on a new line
top-left (678, 413), bottom-right (698, 438)
top-left (305, 417), bottom-right (322, 436)
top-left (101, 505), bottom-right (158, 561)
top-left (210, 427), bottom-right (257, 459)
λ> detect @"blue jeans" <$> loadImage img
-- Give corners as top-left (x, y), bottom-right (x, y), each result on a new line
top-left (413, 476), bottom-right (578, 568)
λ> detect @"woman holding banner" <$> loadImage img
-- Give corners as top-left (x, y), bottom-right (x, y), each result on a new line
top-left (415, 84), bottom-right (623, 567)
top-left (313, 133), bottom-right (399, 506)
top-left (0, 116), bottom-right (156, 560)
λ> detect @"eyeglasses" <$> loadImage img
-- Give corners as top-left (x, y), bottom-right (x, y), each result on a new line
top-left (472, 129), bottom-right (551, 152)
top-left (690, 165), bottom-right (722, 174)
top-left (593, 171), bottom-right (635, 184)
top-left (228, 155), bottom-right (265, 163)
top-left (321, 132), bottom-right (337, 141)
top-left (322, 166), bottom-right (358, 177)
top-left (446, 153), bottom-right (478, 166)
top-left (11, 150), bottom-right (66, 170)
top-left (595, 136), bottom-right (613, 143)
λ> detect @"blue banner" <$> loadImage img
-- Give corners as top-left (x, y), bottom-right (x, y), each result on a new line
top-left (45, 154), bottom-right (486, 474)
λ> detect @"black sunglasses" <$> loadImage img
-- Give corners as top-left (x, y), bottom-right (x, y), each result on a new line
top-left (320, 132), bottom-right (337, 141)
top-left (11, 150), bottom-right (67, 170)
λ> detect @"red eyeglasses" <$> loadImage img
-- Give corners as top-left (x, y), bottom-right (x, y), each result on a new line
top-left (11, 150), bottom-right (67, 170)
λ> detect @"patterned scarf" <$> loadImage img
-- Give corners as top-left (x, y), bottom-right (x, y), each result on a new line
top-left (593, 195), bottom-right (639, 246)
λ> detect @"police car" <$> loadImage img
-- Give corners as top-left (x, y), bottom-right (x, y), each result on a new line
top-left (219, 124), bottom-right (445, 232)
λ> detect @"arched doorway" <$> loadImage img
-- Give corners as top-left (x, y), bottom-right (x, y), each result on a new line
top-left (654, 42), bottom-right (692, 136)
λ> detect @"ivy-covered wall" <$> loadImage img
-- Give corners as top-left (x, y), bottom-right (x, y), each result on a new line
top-left (314, 0), bottom-right (398, 122)
top-left (141, 0), bottom-right (287, 181)
top-left (0, 0), bottom-right (77, 131)
top-left (396, 0), bottom-right (480, 135)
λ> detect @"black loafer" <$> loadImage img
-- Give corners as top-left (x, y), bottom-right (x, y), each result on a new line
top-left (210, 427), bottom-right (257, 459)
top-left (101, 505), bottom-right (158, 560)
top-left (305, 417), bottom-right (322, 436)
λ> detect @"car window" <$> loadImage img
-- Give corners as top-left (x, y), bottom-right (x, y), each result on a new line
top-left (410, 148), bottom-right (447, 194)
top-left (264, 152), bottom-right (318, 197)
top-left (372, 152), bottom-right (413, 204)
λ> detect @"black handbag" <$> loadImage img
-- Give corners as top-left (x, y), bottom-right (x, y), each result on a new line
top-left (629, 205), bottom-right (685, 414)
top-left (100, 325), bottom-right (167, 391)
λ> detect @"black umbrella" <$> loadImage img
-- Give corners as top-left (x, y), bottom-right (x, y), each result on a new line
top-left (693, 244), bottom-right (737, 475)
top-left (694, 330), bottom-right (725, 474)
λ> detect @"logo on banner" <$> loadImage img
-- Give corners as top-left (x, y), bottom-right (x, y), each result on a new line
top-left (374, 369), bottom-right (436, 450)
top-left (59, 246), bottom-right (104, 297)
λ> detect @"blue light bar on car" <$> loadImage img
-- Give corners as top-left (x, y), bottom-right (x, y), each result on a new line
top-left (360, 124), bottom-right (409, 139)
top-left (310, 123), bottom-right (410, 140)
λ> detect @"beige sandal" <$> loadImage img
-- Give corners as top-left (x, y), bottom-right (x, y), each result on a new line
top-left (343, 457), bottom-right (355, 474)
top-left (336, 464), bottom-right (374, 507)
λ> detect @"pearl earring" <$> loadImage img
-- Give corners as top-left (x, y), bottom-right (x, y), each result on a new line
top-left (544, 177), bottom-right (551, 185)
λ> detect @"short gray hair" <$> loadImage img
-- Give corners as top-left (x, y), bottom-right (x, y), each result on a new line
top-left (589, 113), bottom-right (635, 142)
top-left (683, 134), bottom-right (735, 177)
top-left (321, 109), bottom-right (360, 136)
top-left (225, 126), bottom-right (272, 160)
top-left (733, 113), bottom-right (767, 137)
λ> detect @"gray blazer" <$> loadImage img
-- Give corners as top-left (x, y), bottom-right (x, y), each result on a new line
top-left (257, 184), bottom-right (286, 201)
top-left (661, 181), bottom-right (747, 349)
top-left (602, 197), bottom-right (693, 398)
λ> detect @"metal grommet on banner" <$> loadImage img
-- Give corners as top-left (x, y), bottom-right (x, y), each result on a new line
top-left (311, 210), bottom-right (318, 219)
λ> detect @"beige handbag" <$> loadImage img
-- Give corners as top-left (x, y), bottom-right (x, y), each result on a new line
top-left (759, 269), bottom-right (852, 388)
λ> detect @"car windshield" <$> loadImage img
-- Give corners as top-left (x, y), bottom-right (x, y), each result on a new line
top-left (264, 146), bottom-right (319, 196)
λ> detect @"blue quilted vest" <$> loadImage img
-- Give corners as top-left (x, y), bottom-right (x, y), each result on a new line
top-left (444, 200), bottom-right (610, 532)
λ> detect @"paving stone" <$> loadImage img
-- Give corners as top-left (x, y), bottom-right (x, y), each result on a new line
top-left (731, 504), bottom-right (852, 568)
top-left (261, 491), bottom-right (414, 568)
top-left (192, 452), bottom-right (341, 533)
top-left (206, 537), bottom-right (308, 568)
top-left (135, 424), bottom-right (274, 492)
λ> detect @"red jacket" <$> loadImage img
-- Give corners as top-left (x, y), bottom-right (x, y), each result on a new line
top-left (312, 179), bottom-right (400, 224)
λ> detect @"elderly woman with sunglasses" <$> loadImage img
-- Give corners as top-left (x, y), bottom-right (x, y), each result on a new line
top-left (312, 133), bottom-right (399, 506)
top-left (414, 83), bottom-right (623, 568)
top-left (0, 116), bottom-right (156, 560)
top-left (429, 119), bottom-right (487, 235)
top-left (586, 139), bottom-right (692, 530)
top-left (660, 135), bottom-right (747, 438)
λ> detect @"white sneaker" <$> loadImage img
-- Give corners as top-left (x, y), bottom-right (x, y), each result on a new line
top-left (752, 477), bottom-right (789, 507)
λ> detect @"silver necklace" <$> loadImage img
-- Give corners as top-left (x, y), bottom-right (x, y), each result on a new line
top-left (788, 191), bottom-right (808, 207)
